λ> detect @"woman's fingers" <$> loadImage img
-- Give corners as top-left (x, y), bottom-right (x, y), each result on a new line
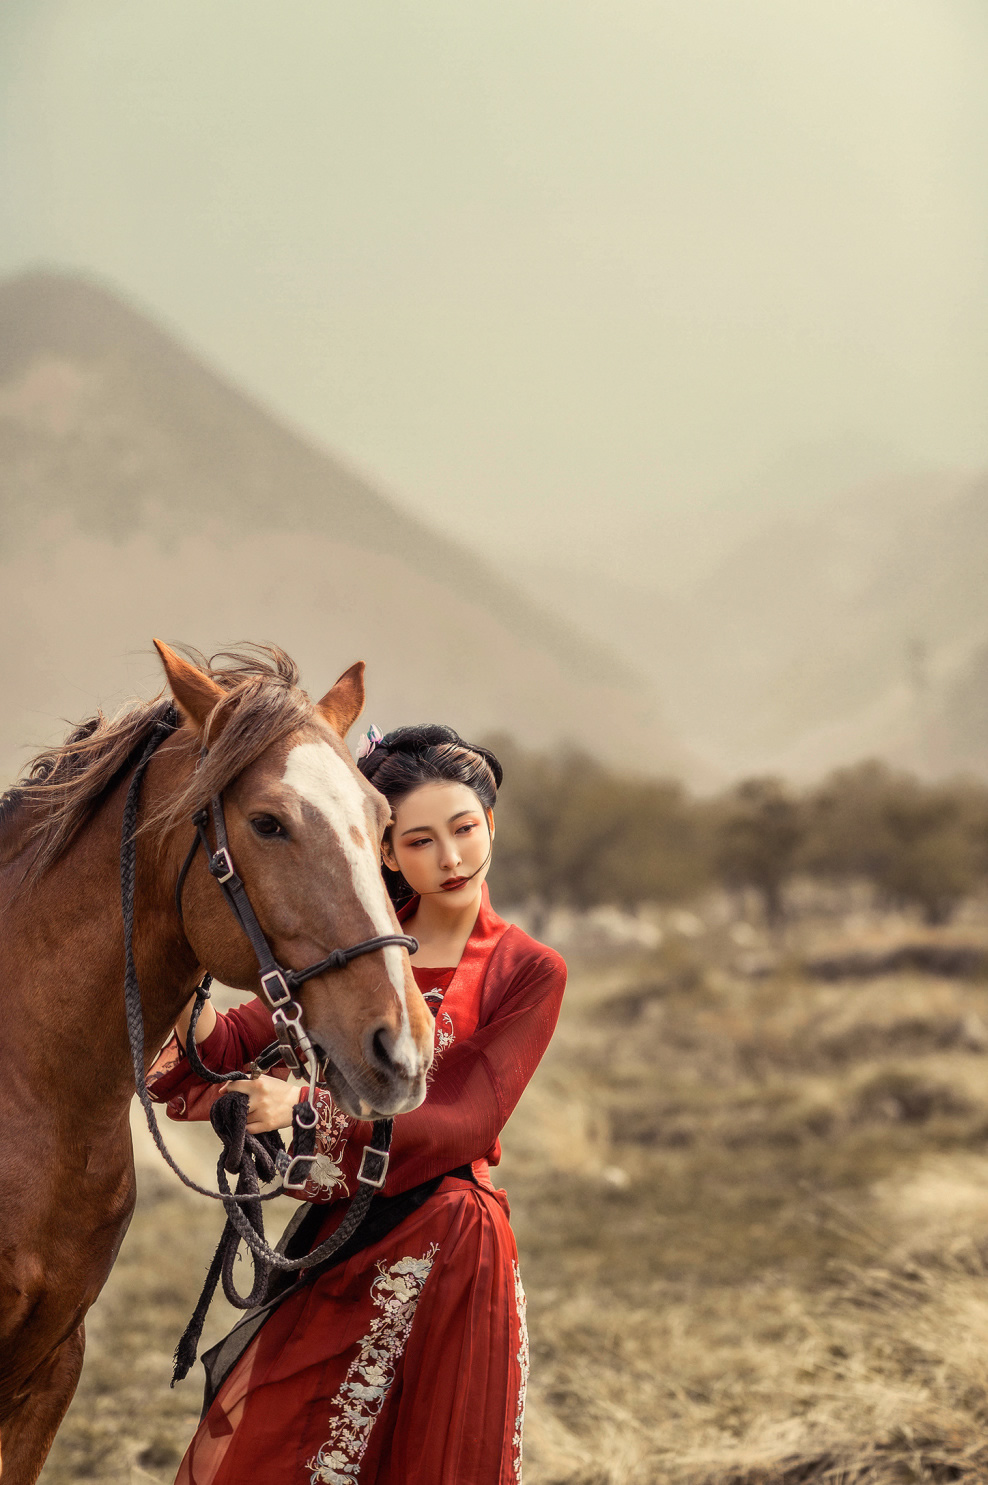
top-left (226, 1075), bottom-right (301, 1132)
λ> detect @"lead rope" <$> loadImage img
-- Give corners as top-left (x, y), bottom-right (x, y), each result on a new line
top-left (121, 713), bottom-right (292, 1206)
top-left (171, 1098), bottom-right (393, 1383)
top-left (119, 716), bottom-right (393, 1381)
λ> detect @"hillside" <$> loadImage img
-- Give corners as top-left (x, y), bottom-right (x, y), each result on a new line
top-left (0, 271), bottom-right (686, 781)
top-left (516, 471), bottom-right (988, 781)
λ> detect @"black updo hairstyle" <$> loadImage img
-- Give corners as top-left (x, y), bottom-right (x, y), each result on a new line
top-left (357, 724), bottom-right (503, 906)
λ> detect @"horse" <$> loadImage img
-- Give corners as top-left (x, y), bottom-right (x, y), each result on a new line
top-left (0, 641), bottom-right (435, 1485)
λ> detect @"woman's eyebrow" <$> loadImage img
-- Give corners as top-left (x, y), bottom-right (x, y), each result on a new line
top-left (400, 810), bottom-right (476, 838)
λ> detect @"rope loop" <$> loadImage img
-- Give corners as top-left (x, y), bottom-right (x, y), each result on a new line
top-left (119, 713), bottom-right (398, 1384)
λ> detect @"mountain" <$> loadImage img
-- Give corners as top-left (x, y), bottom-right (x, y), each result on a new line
top-left (0, 270), bottom-right (688, 784)
top-left (512, 471), bottom-right (988, 781)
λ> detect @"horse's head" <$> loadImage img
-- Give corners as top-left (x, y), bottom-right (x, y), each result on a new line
top-left (154, 642), bottom-right (434, 1118)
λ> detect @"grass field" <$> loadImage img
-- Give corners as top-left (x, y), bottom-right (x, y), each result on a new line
top-left (39, 900), bottom-right (988, 1485)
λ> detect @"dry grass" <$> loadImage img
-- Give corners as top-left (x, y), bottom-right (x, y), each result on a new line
top-left (40, 912), bottom-right (988, 1484)
top-left (510, 925), bottom-right (988, 1485)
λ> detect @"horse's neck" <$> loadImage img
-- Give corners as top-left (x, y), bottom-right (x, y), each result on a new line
top-left (3, 773), bottom-right (199, 1106)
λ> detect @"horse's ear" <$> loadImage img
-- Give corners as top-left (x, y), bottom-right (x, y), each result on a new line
top-left (153, 640), bottom-right (224, 731)
top-left (316, 661), bottom-right (366, 738)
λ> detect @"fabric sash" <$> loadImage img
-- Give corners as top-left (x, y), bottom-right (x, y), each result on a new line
top-left (199, 1165), bottom-right (480, 1415)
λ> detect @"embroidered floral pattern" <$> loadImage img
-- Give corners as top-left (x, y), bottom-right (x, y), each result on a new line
top-left (299, 1095), bottom-right (351, 1201)
top-left (306, 1245), bottom-right (439, 1484)
top-left (301, 1152), bottom-right (345, 1195)
top-left (435, 1009), bottom-right (456, 1054)
top-left (511, 1261), bottom-right (530, 1482)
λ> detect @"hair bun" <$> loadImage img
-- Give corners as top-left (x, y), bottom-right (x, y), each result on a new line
top-left (381, 724), bottom-right (461, 754)
top-left (466, 743), bottom-right (503, 791)
top-left (357, 723), bottom-right (503, 790)
top-left (383, 725), bottom-right (503, 790)
top-left (357, 745), bottom-right (389, 783)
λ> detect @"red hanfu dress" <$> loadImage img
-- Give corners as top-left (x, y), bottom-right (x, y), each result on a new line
top-left (147, 885), bottom-right (565, 1485)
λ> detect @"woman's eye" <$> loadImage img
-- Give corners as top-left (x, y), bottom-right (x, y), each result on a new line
top-left (407, 838), bottom-right (431, 849)
top-left (456, 822), bottom-right (478, 835)
top-left (251, 815), bottom-right (286, 838)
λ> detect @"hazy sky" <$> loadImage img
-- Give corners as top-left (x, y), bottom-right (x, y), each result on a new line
top-left (2, 0), bottom-right (986, 587)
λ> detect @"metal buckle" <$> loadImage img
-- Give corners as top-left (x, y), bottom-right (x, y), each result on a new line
top-left (270, 1003), bottom-right (303, 1072)
top-left (210, 848), bottom-right (235, 884)
top-left (357, 1146), bottom-right (390, 1189)
top-left (293, 1028), bottom-right (316, 1060)
top-left (260, 970), bottom-right (292, 1008)
top-left (283, 1154), bottom-right (316, 1192)
top-left (274, 1041), bottom-right (302, 1074)
top-left (272, 997), bottom-right (303, 1025)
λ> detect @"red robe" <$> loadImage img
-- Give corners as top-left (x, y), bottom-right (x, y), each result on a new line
top-left (148, 886), bottom-right (565, 1485)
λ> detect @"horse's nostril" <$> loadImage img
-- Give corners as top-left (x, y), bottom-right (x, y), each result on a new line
top-left (368, 1024), bottom-right (420, 1081)
top-left (372, 1028), bottom-right (394, 1073)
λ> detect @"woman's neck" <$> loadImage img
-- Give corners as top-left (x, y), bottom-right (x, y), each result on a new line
top-left (405, 885), bottom-right (483, 968)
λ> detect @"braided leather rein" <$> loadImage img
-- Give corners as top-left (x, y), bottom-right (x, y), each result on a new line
top-left (119, 710), bottom-right (419, 1376)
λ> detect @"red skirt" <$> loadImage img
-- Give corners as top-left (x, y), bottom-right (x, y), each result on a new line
top-left (176, 1175), bottom-right (529, 1485)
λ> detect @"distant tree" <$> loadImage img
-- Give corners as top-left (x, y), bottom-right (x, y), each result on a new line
top-left (877, 781), bottom-right (986, 923)
top-left (712, 777), bottom-right (804, 925)
top-left (601, 776), bottom-right (709, 911)
top-left (484, 735), bottom-right (709, 931)
top-left (801, 760), bottom-right (900, 884)
top-left (484, 741), bottom-right (988, 934)
top-left (803, 760), bottom-right (988, 924)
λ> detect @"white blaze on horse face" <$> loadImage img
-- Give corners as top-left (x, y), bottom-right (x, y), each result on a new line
top-left (281, 740), bottom-right (417, 1076)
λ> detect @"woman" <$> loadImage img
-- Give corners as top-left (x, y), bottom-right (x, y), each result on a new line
top-left (149, 724), bottom-right (566, 1485)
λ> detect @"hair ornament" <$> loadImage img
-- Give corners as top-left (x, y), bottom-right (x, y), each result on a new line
top-left (355, 723), bottom-right (385, 762)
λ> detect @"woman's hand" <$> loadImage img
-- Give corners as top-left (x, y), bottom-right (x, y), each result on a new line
top-left (226, 1074), bottom-right (303, 1133)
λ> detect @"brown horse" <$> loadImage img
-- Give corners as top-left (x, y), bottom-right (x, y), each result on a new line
top-left (0, 642), bottom-right (434, 1484)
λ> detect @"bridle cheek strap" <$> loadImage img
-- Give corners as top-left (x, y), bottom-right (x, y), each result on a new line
top-left (121, 714), bottom-right (413, 1383)
top-left (175, 794), bottom-right (418, 1079)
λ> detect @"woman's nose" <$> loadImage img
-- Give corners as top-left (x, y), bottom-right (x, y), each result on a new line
top-left (438, 839), bottom-right (461, 870)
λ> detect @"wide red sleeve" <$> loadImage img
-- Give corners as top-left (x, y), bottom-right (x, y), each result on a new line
top-left (328, 943), bottom-right (566, 1198)
top-left (146, 997), bottom-right (277, 1119)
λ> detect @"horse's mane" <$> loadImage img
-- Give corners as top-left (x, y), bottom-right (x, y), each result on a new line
top-left (1, 646), bottom-right (313, 877)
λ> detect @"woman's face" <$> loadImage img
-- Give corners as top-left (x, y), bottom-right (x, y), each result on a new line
top-left (383, 781), bottom-right (493, 904)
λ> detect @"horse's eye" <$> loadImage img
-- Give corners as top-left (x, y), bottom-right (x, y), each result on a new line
top-left (251, 814), bottom-right (286, 839)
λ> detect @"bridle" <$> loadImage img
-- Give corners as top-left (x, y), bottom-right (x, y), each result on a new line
top-left (119, 706), bottom-right (425, 1374)
top-left (175, 789), bottom-right (417, 1093)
